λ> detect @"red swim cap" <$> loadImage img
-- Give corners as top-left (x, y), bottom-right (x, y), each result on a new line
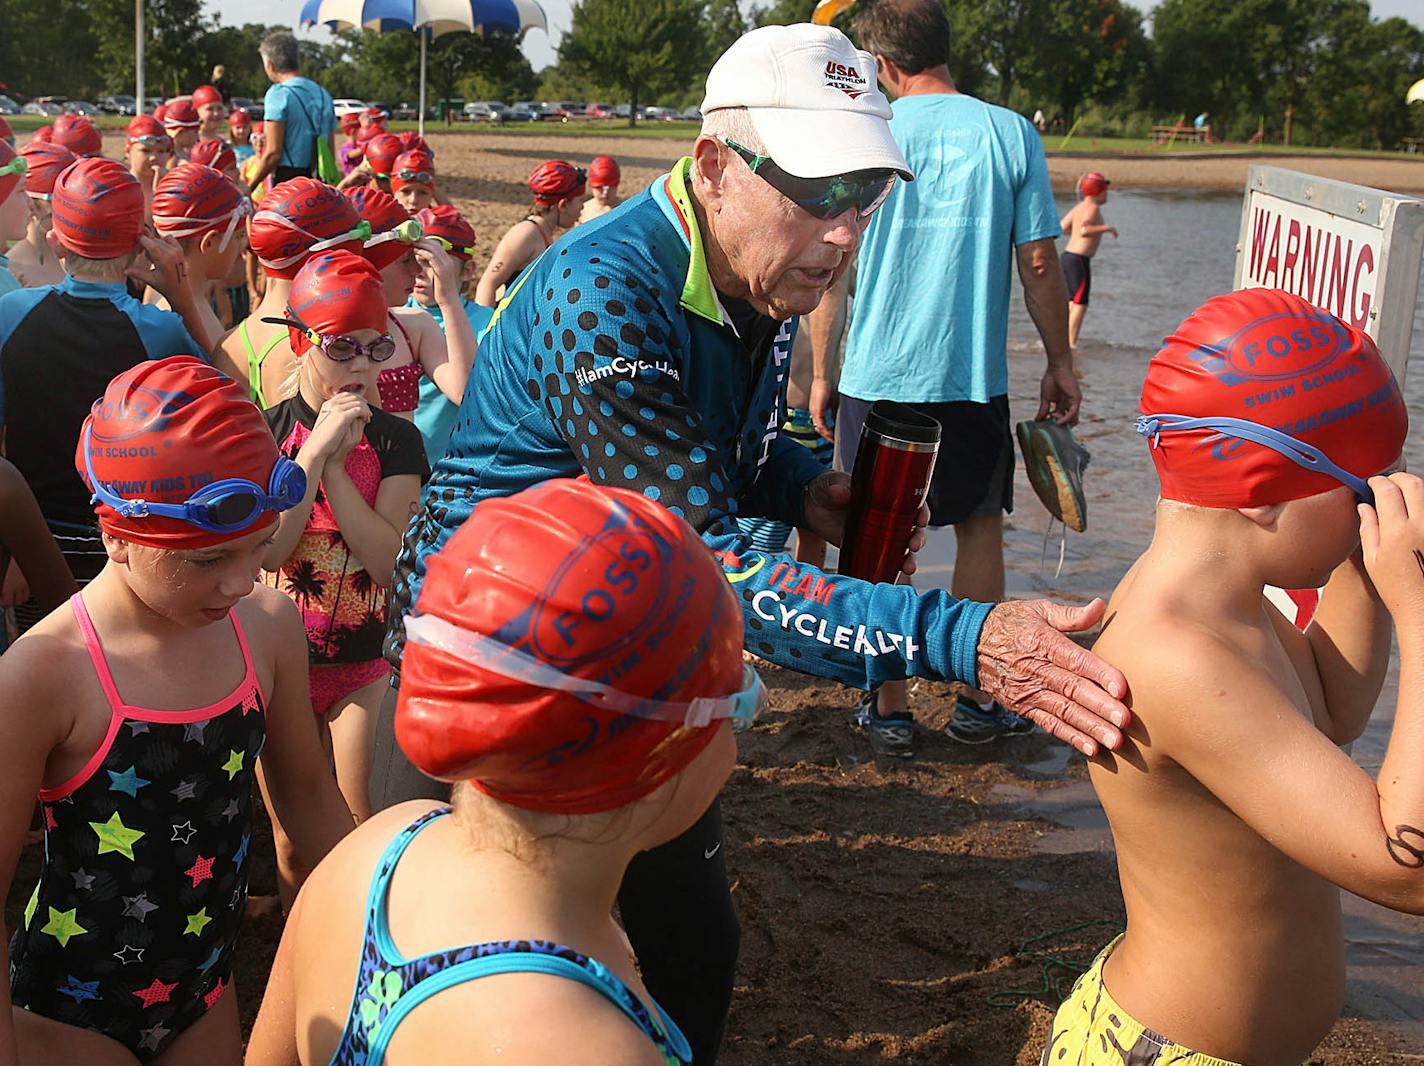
top-left (355, 123), bottom-right (384, 146)
top-left (152, 104), bottom-right (168, 123)
top-left (0, 140), bottom-right (23, 204)
top-left (77, 356), bottom-right (285, 549)
top-left (190, 138), bottom-right (237, 174)
top-left (151, 162), bottom-right (249, 248)
top-left (191, 85), bottom-right (223, 110)
top-left (1080, 171), bottom-right (1110, 197)
top-left (286, 250), bottom-right (388, 355)
top-left (249, 177), bottom-right (364, 279)
top-left (126, 115), bottom-right (171, 147)
top-left (1140, 288), bottom-right (1407, 508)
top-left (391, 149), bottom-right (435, 194)
top-left (228, 108), bottom-right (251, 128)
top-left (342, 185), bottom-right (412, 270)
top-left (362, 106), bottom-right (385, 123)
top-left (163, 99), bottom-right (200, 131)
top-left (20, 141), bottom-right (76, 200)
top-left (51, 158), bottom-right (147, 259)
top-left (52, 117), bottom-right (103, 158)
top-left (396, 478), bottom-right (743, 812)
top-left (364, 133), bottom-right (403, 178)
top-left (416, 205), bottom-right (475, 259)
top-left (339, 111), bottom-right (361, 133)
top-left (589, 154), bottom-right (620, 187)
top-left (528, 160), bottom-right (585, 204)
top-left (31, 126), bottom-right (53, 145)
top-left (396, 131), bottom-right (432, 157)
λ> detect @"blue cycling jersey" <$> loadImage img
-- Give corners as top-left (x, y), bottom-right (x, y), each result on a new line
top-left (384, 158), bottom-right (990, 690)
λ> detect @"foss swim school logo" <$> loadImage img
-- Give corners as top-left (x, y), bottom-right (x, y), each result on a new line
top-left (523, 506), bottom-right (681, 669)
top-left (1189, 310), bottom-right (1353, 386)
top-left (90, 388), bottom-right (195, 443)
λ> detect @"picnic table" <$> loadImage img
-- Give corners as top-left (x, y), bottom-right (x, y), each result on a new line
top-left (1152, 124), bottom-right (1205, 144)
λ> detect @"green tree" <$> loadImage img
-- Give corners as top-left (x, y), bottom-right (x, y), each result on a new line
top-left (90, 0), bottom-right (215, 97)
top-left (202, 23), bottom-right (291, 99)
top-left (559, 0), bottom-right (708, 125)
top-left (0, 0), bottom-right (99, 98)
top-left (1020, 0), bottom-right (1148, 122)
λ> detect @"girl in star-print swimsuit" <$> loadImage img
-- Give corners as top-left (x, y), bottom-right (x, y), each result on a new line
top-left (0, 357), bottom-right (352, 1065)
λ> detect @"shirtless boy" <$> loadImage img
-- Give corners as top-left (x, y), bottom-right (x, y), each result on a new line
top-left (1059, 171), bottom-right (1117, 350)
top-left (1043, 288), bottom-right (1421, 1066)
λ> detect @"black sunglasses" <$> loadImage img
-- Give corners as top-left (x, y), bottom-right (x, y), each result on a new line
top-left (723, 139), bottom-right (897, 221)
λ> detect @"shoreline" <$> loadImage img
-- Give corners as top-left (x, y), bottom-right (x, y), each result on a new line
top-left (1048, 152), bottom-right (1424, 194)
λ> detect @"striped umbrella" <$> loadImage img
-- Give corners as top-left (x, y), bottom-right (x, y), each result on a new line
top-left (811, 0), bottom-right (857, 25)
top-left (300, 0), bottom-right (548, 135)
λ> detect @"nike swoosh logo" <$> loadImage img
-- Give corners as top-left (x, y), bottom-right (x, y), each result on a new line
top-left (703, 842), bottom-right (722, 859)
top-left (723, 556), bottom-right (766, 584)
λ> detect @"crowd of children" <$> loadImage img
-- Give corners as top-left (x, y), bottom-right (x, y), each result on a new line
top-left (0, 62), bottom-right (1420, 1066)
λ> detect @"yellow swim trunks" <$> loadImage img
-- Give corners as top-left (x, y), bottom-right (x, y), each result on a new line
top-left (1040, 936), bottom-right (1304, 1066)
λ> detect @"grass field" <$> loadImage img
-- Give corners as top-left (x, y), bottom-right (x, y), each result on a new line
top-left (9, 111), bottom-right (1422, 159)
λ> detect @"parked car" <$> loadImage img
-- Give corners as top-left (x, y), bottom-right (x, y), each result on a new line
top-left (585, 102), bottom-right (615, 118)
top-left (501, 103), bottom-right (538, 122)
top-left (391, 102), bottom-right (418, 120)
top-left (0, 95), bottom-right (19, 116)
top-left (511, 101), bottom-right (546, 121)
top-left (143, 96), bottom-right (165, 115)
top-left (676, 106), bottom-right (702, 122)
top-left (22, 101), bottom-right (66, 117)
top-left (644, 105), bottom-right (681, 121)
top-left (332, 97), bottom-right (366, 116)
top-left (65, 100), bottom-right (101, 116)
top-left (99, 94), bottom-right (138, 115)
top-left (365, 101), bottom-right (392, 119)
top-left (462, 101), bottom-right (507, 121)
top-left (228, 96), bottom-right (262, 122)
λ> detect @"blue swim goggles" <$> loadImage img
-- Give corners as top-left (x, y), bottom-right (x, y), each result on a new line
top-left (83, 423), bottom-right (307, 534)
top-left (404, 613), bottom-right (768, 731)
top-left (1136, 413), bottom-right (1374, 506)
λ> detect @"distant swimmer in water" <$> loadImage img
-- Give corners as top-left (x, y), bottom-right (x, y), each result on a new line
top-left (1042, 288), bottom-right (1424, 1066)
top-left (1059, 171), bottom-right (1117, 351)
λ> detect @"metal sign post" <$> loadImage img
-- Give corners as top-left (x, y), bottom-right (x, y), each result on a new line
top-left (1233, 164), bottom-right (1424, 381)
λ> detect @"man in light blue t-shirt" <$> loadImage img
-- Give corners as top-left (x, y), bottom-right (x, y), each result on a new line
top-left (247, 30), bottom-right (335, 194)
top-left (810, 0), bottom-right (1080, 756)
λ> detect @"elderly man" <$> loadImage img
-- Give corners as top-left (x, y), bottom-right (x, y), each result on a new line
top-left (369, 24), bottom-right (1129, 1063)
top-left (246, 31), bottom-right (335, 192)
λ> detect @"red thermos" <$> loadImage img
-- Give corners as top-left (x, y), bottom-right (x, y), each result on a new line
top-left (838, 401), bottom-right (941, 583)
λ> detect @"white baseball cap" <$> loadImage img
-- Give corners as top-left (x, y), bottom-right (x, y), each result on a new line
top-left (701, 24), bottom-right (913, 182)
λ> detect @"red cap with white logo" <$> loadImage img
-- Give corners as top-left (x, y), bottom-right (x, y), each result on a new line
top-left (701, 24), bottom-right (912, 181)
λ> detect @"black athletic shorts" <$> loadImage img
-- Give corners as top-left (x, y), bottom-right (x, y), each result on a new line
top-left (1062, 251), bottom-right (1092, 306)
top-left (835, 394), bottom-right (1013, 528)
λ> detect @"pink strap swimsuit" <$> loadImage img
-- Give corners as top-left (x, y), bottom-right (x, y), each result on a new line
top-left (377, 314), bottom-right (422, 413)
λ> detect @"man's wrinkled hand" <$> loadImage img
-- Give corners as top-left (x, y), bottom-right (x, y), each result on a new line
top-left (975, 598), bottom-right (1129, 755)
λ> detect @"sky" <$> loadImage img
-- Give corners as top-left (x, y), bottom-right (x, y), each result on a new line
top-left (211, 0), bottom-right (1422, 74)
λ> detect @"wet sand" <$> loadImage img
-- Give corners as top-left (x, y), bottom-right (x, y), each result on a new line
top-left (20, 129), bottom-right (1416, 1063)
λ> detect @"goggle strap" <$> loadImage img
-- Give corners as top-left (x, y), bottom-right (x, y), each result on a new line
top-left (403, 613), bottom-right (763, 726)
top-left (1136, 412), bottom-right (1371, 496)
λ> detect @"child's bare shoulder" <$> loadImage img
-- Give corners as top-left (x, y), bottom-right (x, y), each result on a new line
top-left (0, 609), bottom-right (87, 726)
top-left (1098, 608), bottom-right (1260, 736)
top-left (304, 801), bottom-right (444, 898)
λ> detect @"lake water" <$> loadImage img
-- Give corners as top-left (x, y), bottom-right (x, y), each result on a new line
top-left (906, 187), bottom-right (1424, 1038)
